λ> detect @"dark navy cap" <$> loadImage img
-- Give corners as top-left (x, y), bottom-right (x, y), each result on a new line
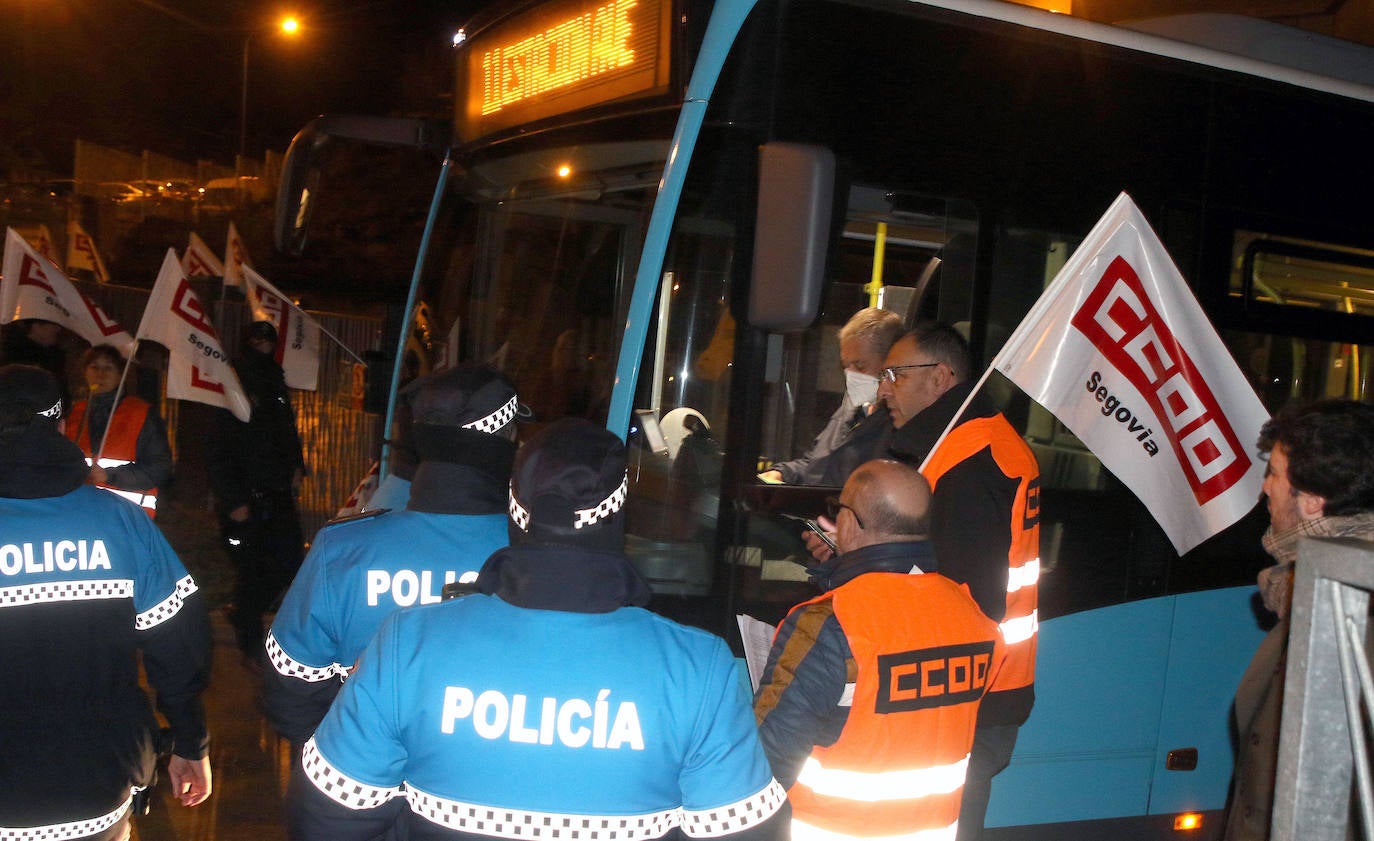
top-left (403, 364), bottom-right (528, 434)
top-left (508, 418), bottom-right (627, 550)
top-left (0, 364), bottom-right (64, 430)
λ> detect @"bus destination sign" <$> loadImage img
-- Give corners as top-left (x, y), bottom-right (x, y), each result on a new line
top-left (456, 0), bottom-right (670, 141)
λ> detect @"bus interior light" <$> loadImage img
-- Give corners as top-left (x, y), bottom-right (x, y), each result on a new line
top-left (1173, 813), bottom-right (1204, 831)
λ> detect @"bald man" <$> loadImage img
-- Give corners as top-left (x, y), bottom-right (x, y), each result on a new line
top-left (754, 460), bottom-right (1005, 841)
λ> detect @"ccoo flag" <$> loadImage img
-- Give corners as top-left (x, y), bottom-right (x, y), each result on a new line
top-left (182, 232), bottom-right (225, 278)
top-left (66, 221), bottom-right (111, 283)
top-left (222, 222), bottom-right (252, 293)
top-left (991, 193), bottom-right (1269, 555)
top-left (1, 227), bottom-right (134, 352)
top-left (137, 249), bottom-right (251, 421)
top-left (243, 265), bottom-right (321, 391)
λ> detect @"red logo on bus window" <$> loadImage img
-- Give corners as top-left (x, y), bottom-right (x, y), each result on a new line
top-left (1071, 256), bottom-right (1251, 505)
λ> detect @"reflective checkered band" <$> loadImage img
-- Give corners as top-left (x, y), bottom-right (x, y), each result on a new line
top-left (37, 398), bottom-right (62, 420)
top-left (0, 787), bottom-right (137, 839)
top-left (464, 396), bottom-right (519, 434)
top-left (303, 737), bottom-right (404, 809)
top-left (682, 779), bottom-right (788, 838)
top-left (135, 575), bottom-right (197, 630)
top-left (509, 484), bottom-right (532, 532)
top-left (265, 631), bottom-right (347, 682)
top-left (406, 786), bottom-right (680, 841)
top-left (0, 578), bottom-right (132, 610)
top-left (573, 473), bottom-right (628, 530)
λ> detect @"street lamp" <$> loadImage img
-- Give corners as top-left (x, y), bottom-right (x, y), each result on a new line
top-left (240, 16), bottom-right (302, 159)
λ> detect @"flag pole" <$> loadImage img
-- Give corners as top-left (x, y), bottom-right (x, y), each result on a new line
top-left (919, 193), bottom-right (1137, 472)
top-left (315, 322), bottom-right (366, 366)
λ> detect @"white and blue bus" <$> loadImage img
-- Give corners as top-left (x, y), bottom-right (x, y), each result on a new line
top-left (276, 0), bottom-right (1374, 836)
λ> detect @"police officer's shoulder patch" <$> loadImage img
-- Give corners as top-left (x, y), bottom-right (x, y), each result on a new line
top-left (323, 509), bottom-right (391, 530)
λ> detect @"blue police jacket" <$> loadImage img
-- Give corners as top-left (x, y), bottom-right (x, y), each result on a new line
top-left (263, 507), bottom-right (508, 742)
top-left (0, 485), bottom-right (211, 833)
top-left (288, 546), bottom-right (786, 841)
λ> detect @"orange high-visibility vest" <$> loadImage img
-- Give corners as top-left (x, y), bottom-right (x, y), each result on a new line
top-left (787, 573), bottom-right (1005, 841)
top-left (67, 397), bottom-right (159, 518)
top-left (922, 414), bottom-right (1040, 696)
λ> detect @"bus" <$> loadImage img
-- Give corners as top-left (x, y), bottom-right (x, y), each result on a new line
top-left (275, 0), bottom-right (1374, 836)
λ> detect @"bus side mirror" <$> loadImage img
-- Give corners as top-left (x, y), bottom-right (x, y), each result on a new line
top-left (748, 142), bottom-right (836, 331)
top-left (274, 115), bottom-right (449, 255)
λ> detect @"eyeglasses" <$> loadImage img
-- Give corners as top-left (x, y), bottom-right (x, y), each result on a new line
top-left (880, 362), bottom-right (939, 383)
top-left (826, 496), bottom-right (864, 529)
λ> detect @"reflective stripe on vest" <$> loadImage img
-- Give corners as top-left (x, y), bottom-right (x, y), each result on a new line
top-left (796, 754), bottom-right (969, 801)
top-left (792, 816), bottom-right (957, 841)
top-left (920, 414), bottom-right (1039, 694)
top-left (785, 574), bottom-right (1002, 839)
top-left (0, 786), bottom-right (142, 840)
top-left (68, 398), bottom-right (159, 518)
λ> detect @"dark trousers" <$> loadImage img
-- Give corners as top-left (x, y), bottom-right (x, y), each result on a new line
top-left (957, 722), bottom-right (1020, 841)
top-left (221, 490), bottom-right (304, 656)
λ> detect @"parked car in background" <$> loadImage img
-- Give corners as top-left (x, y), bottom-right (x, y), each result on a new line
top-left (196, 176), bottom-right (270, 214)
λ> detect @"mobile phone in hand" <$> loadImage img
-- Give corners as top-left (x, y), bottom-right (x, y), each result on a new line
top-left (782, 513), bottom-right (837, 554)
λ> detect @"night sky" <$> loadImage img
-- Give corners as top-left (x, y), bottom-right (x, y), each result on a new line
top-left (2, 1), bottom-right (485, 173)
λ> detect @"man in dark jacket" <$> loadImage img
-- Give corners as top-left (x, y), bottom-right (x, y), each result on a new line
top-left (878, 324), bottom-right (1040, 841)
top-left (0, 364), bottom-right (213, 839)
top-left (756, 459), bottom-right (1004, 841)
top-left (209, 319), bottom-right (308, 660)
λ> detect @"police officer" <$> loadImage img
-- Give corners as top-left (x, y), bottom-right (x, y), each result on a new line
top-left (263, 364), bottom-right (524, 743)
top-left (287, 418), bottom-right (788, 841)
top-left (756, 459), bottom-right (1005, 841)
top-left (209, 319), bottom-right (308, 660)
top-left (0, 364), bottom-right (213, 840)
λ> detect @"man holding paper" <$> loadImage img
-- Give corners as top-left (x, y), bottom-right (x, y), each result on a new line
top-left (755, 459), bottom-right (1004, 841)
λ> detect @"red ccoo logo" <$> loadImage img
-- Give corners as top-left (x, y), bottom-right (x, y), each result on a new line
top-left (1071, 256), bottom-right (1251, 505)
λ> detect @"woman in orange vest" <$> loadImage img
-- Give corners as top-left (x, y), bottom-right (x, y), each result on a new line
top-left (65, 344), bottom-right (172, 517)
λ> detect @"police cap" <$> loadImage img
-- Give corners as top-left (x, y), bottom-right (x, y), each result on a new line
top-left (509, 418), bottom-right (627, 550)
top-left (0, 364), bottom-right (63, 434)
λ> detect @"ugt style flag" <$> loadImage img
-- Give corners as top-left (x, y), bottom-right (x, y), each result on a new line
top-left (243, 265), bottom-right (321, 391)
top-left (182, 232), bottom-right (225, 278)
top-left (137, 249), bottom-right (251, 421)
top-left (1, 228), bottom-right (134, 352)
top-left (992, 194), bottom-right (1269, 555)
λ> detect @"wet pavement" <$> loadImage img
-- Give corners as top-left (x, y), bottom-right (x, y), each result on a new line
top-left (133, 611), bottom-right (289, 841)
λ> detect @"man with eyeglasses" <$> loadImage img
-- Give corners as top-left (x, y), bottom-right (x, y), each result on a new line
top-left (875, 323), bottom-right (1041, 841)
top-left (755, 459), bottom-right (1005, 841)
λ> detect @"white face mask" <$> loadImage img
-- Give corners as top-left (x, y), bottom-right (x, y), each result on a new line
top-left (844, 369), bottom-right (880, 408)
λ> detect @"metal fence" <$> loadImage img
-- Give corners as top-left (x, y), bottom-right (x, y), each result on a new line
top-left (1274, 536), bottom-right (1374, 841)
top-left (73, 280), bottom-right (385, 539)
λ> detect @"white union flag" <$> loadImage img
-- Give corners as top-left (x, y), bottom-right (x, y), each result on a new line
top-left (991, 193), bottom-right (1270, 555)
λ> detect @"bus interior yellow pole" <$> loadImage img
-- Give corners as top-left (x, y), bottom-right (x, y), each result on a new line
top-left (866, 222), bottom-right (887, 307)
